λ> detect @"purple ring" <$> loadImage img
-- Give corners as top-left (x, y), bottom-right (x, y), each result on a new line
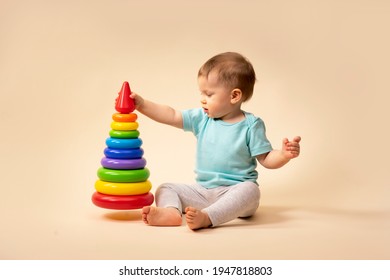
top-left (101, 157), bottom-right (147, 170)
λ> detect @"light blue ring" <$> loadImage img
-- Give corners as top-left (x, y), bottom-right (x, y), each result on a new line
top-left (106, 137), bottom-right (142, 149)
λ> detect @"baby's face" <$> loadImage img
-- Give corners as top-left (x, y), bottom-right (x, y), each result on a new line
top-left (198, 71), bottom-right (234, 120)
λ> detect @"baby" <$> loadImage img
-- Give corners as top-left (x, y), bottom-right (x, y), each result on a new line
top-left (131, 52), bottom-right (301, 230)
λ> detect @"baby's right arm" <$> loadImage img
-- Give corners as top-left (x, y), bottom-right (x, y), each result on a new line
top-left (130, 92), bottom-right (183, 129)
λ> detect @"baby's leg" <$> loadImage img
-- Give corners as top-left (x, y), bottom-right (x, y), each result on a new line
top-left (203, 181), bottom-right (260, 227)
top-left (143, 183), bottom-right (208, 227)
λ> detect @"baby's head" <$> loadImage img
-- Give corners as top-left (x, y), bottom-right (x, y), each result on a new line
top-left (198, 52), bottom-right (256, 102)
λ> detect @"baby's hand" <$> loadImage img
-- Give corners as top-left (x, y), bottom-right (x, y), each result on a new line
top-left (129, 92), bottom-right (145, 109)
top-left (282, 136), bottom-right (301, 159)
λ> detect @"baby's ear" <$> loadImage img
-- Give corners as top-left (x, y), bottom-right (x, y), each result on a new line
top-left (230, 88), bottom-right (243, 104)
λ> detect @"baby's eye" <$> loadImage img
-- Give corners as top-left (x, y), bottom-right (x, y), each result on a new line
top-left (200, 91), bottom-right (213, 97)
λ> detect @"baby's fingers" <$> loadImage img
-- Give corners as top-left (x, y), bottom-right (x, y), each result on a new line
top-left (293, 136), bottom-right (301, 143)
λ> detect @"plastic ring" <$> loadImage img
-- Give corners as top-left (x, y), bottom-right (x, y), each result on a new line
top-left (101, 157), bottom-right (146, 169)
top-left (105, 138), bottom-right (143, 149)
top-left (92, 192), bottom-right (154, 210)
top-left (111, 121), bottom-right (138, 131)
top-left (97, 167), bottom-right (150, 183)
top-left (109, 130), bottom-right (140, 139)
top-left (112, 113), bottom-right (138, 122)
top-left (95, 180), bottom-right (152, 195)
top-left (104, 148), bottom-right (144, 159)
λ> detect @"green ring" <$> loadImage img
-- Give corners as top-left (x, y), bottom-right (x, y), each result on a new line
top-left (109, 130), bottom-right (140, 139)
top-left (97, 167), bottom-right (150, 183)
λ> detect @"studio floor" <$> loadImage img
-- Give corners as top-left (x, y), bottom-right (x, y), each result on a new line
top-left (1, 185), bottom-right (389, 260)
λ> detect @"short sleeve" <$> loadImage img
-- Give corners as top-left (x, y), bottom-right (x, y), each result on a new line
top-left (247, 118), bottom-right (273, 157)
top-left (182, 108), bottom-right (207, 136)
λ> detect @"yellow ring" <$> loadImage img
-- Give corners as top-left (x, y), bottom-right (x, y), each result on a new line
top-left (111, 121), bottom-right (139, 131)
top-left (95, 180), bottom-right (152, 195)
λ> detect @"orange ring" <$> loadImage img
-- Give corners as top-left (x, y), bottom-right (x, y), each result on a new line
top-left (112, 113), bottom-right (138, 122)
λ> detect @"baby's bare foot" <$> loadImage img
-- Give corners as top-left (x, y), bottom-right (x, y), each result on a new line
top-left (185, 207), bottom-right (212, 230)
top-left (142, 206), bottom-right (182, 226)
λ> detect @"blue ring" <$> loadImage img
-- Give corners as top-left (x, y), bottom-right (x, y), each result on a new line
top-left (105, 137), bottom-right (143, 149)
top-left (104, 148), bottom-right (144, 159)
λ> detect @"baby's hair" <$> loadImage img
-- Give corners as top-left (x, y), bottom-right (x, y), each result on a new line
top-left (198, 52), bottom-right (256, 102)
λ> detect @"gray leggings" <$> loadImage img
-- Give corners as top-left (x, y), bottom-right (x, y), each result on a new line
top-left (155, 181), bottom-right (261, 227)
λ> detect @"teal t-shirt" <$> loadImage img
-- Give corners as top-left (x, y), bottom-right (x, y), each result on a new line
top-left (182, 108), bottom-right (273, 188)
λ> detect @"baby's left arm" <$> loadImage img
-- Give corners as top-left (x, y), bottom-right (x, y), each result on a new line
top-left (257, 136), bottom-right (301, 169)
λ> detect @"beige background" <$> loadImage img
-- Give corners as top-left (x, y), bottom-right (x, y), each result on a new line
top-left (0, 0), bottom-right (389, 259)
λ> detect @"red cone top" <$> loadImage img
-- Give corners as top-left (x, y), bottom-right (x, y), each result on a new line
top-left (115, 81), bottom-right (135, 113)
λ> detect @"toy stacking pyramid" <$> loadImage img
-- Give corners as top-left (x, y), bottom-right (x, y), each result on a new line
top-left (92, 81), bottom-right (154, 210)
